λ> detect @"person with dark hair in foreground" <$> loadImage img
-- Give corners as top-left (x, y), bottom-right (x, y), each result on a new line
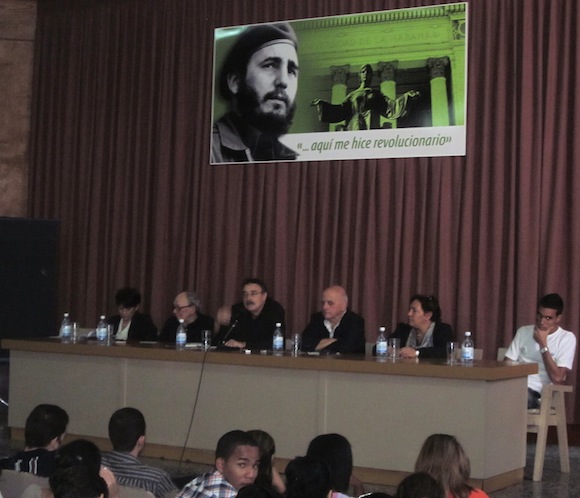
top-left (246, 430), bottom-right (285, 494)
top-left (414, 434), bottom-right (489, 498)
top-left (389, 294), bottom-right (453, 359)
top-left (0, 404), bottom-right (69, 477)
top-left (21, 439), bottom-right (120, 498)
top-left (177, 430), bottom-right (260, 498)
top-left (285, 456), bottom-right (331, 498)
top-left (211, 22), bottom-right (299, 163)
top-left (50, 466), bottom-right (108, 498)
top-left (235, 484), bottom-right (282, 498)
top-left (306, 433), bottom-right (365, 498)
top-left (504, 293), bottom-right (576, 408)
top-left (101, 408), bottom-right (177, 498)
top-left (394, 472), bottom-right (443, 498)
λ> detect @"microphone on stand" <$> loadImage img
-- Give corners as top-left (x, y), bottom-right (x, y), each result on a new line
top-left (220, 313), bottom-right (240, 345)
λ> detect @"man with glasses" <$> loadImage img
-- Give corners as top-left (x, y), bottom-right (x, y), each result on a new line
top-left (505, 293), bottom-right (576, 408)
top-left (159, 291), bottom-right (215, 343)
top-left (215, 278), bottom-right (285, 349)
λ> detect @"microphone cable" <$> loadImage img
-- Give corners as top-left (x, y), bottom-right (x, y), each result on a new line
top-left (177, 344), bottom-right (211, 472)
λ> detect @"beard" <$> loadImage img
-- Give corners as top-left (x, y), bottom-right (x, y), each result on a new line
top-left (236, 81), bottom-right (296, 137)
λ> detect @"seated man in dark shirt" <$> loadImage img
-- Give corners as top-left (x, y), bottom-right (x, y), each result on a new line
top-left (0, 404), bottom-right (69, 477)
top-left (158, 291), bottom-right (215, 343)
top-left (301, 286), bottom-right (365, 354)
top-left (215, 278), bottom-right (285, 350)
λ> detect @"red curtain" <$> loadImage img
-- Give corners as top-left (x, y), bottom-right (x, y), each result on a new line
top-left (29, 0), bottom-right (580, 421)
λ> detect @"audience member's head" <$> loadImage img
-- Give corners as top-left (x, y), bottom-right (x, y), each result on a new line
top-left (50, 465), bottom-right (108, 498)
top-left (394, 472), bottom-right (444, 498)
top-left (25, 404), bottom-right (69, 450)
top-left (414, 434), bottom-right (473, 498)
top-left (108, 407), bottom-right (146, 453)
top-left (246, 429), bottom-right (276, 489)
top-left (306, 433), bottom-right (352, 493)
top-left (215, 430), bottom-right (260, 490)
top-left (55, 439), bottom-right (102, 475)
top-left (236, 484), bottom-right (283, 498)
top-left (285, 456), bottom-right (331, 498)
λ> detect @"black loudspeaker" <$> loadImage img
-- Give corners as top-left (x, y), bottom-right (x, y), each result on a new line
top-left (0, 217), bottom-right (60, 340)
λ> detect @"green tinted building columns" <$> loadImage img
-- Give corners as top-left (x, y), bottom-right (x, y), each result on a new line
top-left (378, 61), bottom-right (399, 129)
top-left (428, 57), bottom-right (450, 126)
top-left (330, 65), bottom-right (349, 131)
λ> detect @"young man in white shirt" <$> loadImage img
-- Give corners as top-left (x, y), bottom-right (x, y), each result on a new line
top-left (505, 293), bottom-right (576, 408)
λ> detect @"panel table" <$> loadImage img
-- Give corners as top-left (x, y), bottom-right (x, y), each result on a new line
top-left (1, 338), bottom-right (537, 492)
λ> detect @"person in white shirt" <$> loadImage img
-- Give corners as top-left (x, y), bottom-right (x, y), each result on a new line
top-left (505, 293), bottom-right (576, 408)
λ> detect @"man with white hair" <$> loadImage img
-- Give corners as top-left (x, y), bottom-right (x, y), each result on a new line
top-left (158, 291), bottom-right (214, 342)
top-left (301, 285), bottom-right (365, 354)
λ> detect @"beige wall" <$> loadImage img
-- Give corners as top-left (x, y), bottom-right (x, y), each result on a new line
top-left (0, 0), bottom-right (36, 217)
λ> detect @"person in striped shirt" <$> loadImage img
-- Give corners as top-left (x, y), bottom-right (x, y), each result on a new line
top-left (101, 408), bottom-right (177, 498)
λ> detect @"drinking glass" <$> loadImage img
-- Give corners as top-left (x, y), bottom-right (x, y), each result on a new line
top-left (447, 341), bottom-right (458, 364)
top-left (388, 337), bottom-right (400, 359)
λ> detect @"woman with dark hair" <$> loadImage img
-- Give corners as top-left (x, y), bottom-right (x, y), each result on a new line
top-left (306, 434), bottom-right (364, 498)
top-left (389, 294), bottom-right (453, 359)
top-left (107, 287), bottom-right (157, 341)
top-left (414, 435), bottom-right (489, 498)
top-left (285, 456), bottom-right (331, 498)
top-left (246, 430), bottom-right (285, 494)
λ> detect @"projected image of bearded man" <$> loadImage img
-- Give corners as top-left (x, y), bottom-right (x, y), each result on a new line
top-left (211, 22), bottom-right (299, 163)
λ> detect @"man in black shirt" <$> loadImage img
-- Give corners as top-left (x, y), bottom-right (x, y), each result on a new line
top-left (215, 278), bottom-right (285, 350)
top-left (159, 291), bottom-right (215, 343)
top-left (0, 404), bottom-right (69, 477)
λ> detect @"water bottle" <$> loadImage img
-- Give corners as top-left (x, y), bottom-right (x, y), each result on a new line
top-left (376, 326), bottom-right (388, 357)
top-left (461, 331), bottom-right (474, 363)
top-left (96, 315), bottom-right (108, 343)
top-left (176, 319), bottom-right (187, 349)
top-left (60, 313), bottom-right (73, 338)
top-left (272, 322), bottom-right (284, 352)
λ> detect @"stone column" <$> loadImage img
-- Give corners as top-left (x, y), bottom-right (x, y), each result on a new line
top-left (427, 57), bottom-right (450, 126)
top-left (377, 61), bottom-right (399, 129)
top-left (329, 65), bottom-right (349, 131)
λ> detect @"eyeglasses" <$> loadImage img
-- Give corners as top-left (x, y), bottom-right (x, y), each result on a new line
top-left (242, 291), bottom-right (264, 298)
top-left (536, 312), bottom-right (558, 321)
top-left (174, 304), bottom-right (193, 311)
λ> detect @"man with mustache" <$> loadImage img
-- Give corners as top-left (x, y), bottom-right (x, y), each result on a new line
top-left (215, 278), bottom-right (285, 350)
top-left (211, 22), bottom-right (299, 163)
